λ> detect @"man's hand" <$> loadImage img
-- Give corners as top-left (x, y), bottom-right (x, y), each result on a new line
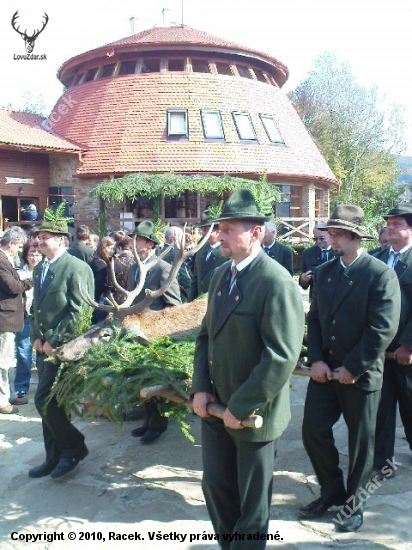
top-left (32, 339), bottom-right (44, 353)
top-left (310, 361), bottom-right (333, 383)
top-left (222, 408), bottom-right (243, 430)
top-left (394, 345), bottom-right (412, 366)
top-left (193, 392), bottom-right (216, 417)
top-left (300, 271), bottom-right (313, 285)
top-left (42, 341), bottom-right (55, 357)
top-left (335, 366), bottom-right (356, 384)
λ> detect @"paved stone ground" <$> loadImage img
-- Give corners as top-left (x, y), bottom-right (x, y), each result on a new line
top-left (1, 368), bottom-right (411, 550)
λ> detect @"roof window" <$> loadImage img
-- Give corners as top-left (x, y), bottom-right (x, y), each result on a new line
top-left (167, 110), bottom-right (189, 139)
top-left (201, 110), bottom-right (225, 140)
top-left (232, 112), bottom-right (257, 141)
top-left (260, 115), bottom-right (284, 144)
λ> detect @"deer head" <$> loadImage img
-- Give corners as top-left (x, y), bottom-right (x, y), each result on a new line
top-left (12, 11), bottom-right (49, 53)
top-left (55, 225), bottom-right (214, 362)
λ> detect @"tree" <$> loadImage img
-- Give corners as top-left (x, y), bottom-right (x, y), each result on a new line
top-left (5, 91), bottom-right (47, 117)
top-left (288, 52), bottom-right (406, 219)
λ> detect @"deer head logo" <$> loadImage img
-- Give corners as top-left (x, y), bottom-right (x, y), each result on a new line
top-left (11, 11), bottom-right (49, 53)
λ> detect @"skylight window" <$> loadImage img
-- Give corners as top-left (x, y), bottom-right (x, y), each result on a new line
top-left (232, 112), bottom-right (257, 141)
top-left (167, 110), bottom-right (189, 139)
top-left (260, 115), bottom-right (284, 144)
top-left (201, 110), bottom-right (225, 140)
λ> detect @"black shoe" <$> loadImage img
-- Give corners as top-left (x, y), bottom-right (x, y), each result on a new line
top-left (140, 427), bottom-right (166, 444)
top-left (50, 447), bottom-right (89, 479)
top-left (299, 495), bottom-right (346, 518)
top-left (336, 512), bottom-right (363, 532)
top-left (28, 460), bottom-right (59, 478)
top-left (131, 423), bottom-right (148, 437)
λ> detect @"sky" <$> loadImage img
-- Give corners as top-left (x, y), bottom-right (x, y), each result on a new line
top-left (1, 0), bottom-right (411, 152)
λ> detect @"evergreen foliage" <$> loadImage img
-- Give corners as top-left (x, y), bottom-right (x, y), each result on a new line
top-left (49, 333), bottom-right (197, 440)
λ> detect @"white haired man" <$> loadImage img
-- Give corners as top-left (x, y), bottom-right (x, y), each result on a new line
top-left (161, 226), bottom-right (191, 303)
top-left (0, 227), bottom-right (32, 414)
top-left (262, 220), bottom-right (293, 275)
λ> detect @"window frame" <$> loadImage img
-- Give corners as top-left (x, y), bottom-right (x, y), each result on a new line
top-left (232, 111), bottom-right (257, 142)
top-left (260, 114), bottom-right (285, 145)
top-left (200, 110), bottom-right (225, 141)
top-left (167, 109), bottom-right (189, 140)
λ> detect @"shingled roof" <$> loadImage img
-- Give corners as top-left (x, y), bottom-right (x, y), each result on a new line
top-left (0, 110), bottom-right (83, 152)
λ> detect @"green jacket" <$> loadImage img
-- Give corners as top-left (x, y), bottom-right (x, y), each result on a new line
top-left (30, 252), bottom-right (95, 348)
top-left (192, 251), bottom-right (305, 442)
top-left (374, 247), bottom-right (412, 351)
top-left (307, 252), bottom-right (401, 391)
top-left (67, 241), bottom-right (95, 265)
top-left (158, 244), bottom-right (191, 303)
top-left (126, 258), bottom-right (181, 311)
top-left (189, 243), bottom-right (228, 301)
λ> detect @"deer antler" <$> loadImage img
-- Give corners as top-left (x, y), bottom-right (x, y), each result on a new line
top-left (80, 224), bottom-right (214, 319)
top-left (31, 13), bottom-right (49, 40)
top-left (11, 11), bottom-right (25, 37)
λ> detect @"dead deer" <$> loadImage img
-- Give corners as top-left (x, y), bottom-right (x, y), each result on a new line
top-left (11, 11), bottom-right (49, 53)
top-left (55, 226), bottom-right (213, 362)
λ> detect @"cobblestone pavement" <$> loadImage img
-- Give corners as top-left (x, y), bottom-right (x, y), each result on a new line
top-left (1, 368), bottom-right (411, 550)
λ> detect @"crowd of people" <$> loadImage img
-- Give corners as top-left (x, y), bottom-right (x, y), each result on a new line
top-left (1, 191), bottom-right (411, 546)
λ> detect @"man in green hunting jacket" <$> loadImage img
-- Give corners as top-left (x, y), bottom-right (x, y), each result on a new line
top-left (189, 209), bottom-right (228, 301)
top-left (300, 205), bottom-right (400, 532)
top-left (192, 189), bottom-right (304, 549)
top-left (29, 220), bottom-right (94, 480)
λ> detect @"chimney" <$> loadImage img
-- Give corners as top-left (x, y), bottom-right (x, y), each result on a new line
top-left (129, 17), bottom-right (138, 35)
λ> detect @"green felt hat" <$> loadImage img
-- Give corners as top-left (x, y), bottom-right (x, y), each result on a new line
top-left (211, 189), bottom-right (272, 223)
top-left (34, 221), bottom-right (71, 237)
top-left (383, 203), bottom-right (412, 220)
top-left (134, 220), bottom-right (159, 244)
top-left (319, 205), bottom-right (373, 239)
top-left (195, 209), bottom-right (216, 228)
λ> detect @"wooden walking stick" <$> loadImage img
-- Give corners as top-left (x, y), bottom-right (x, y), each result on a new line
top-left (140, 384), bottom-right (263, 428)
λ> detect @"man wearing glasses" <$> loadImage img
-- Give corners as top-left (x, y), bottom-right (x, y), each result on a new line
top-left (299, 222), bottom-right (334, 300)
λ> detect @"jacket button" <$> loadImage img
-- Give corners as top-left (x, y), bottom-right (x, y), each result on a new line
top-left (328, 278), bottom-right (332, 282)
top-left (331, 336), bottom-right (335, 341)
top-left (332, 320), bottom-right (336, 324)
top-left (349, 281), bottom-right (353, 286)
top-left (209, 360), bottom-right (212, 365)
top-left (217, 291), bottom-right (221, 296)
top-left (235, 296), bottom-right (239, 301)
top-left (37, 309), bottom-right (41, 313)
top-left (329, 350), bottom-right (333, 355)
top-left (39, 323), bottom-right (43, 327)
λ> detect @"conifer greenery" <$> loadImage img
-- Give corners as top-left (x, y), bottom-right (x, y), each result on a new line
top-left (49, 333), bottom-right (197, 441)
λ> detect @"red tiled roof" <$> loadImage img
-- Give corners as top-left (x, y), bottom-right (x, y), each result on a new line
top-left (47, 73), bottom-right (337, 189)
top-left (0, 110), bottom-right (83, 152)
top-left (58, 25), bottom-right (288, 85)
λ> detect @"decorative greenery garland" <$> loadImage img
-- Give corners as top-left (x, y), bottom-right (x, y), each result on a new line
top-left (90, 172), bottom-right (280, 235)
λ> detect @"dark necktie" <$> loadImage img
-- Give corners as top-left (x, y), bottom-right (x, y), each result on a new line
top-left (264, 246), bottom-right (270, 255)
top-left (391, 251), bottom-right (400, 269)
top-left (321, 249), bottom-right (328, 262)
top-left (229, 265), bottom-right (238, 294)
top-left (40, 259), bottom-right (50, 287)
